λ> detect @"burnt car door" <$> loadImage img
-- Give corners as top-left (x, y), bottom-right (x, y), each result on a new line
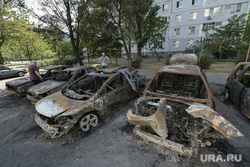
top-left (230, 66), bottom-right (248, 105)
top-left (96, 74), bottom-right (130, 115)
top-left (236, 67), bottom-right (250, 110)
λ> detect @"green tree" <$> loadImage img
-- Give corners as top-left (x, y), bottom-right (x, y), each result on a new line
top-left (132, 0), bottom-right (168, 59)
top-left (19, 0), bottom-right (89, 66)
top-left (203, 14), bottom-right (247, 61)
top-left (80, 4), bottom-right (122, 63)
top-left (93, 0), bottom-right (135, 66)
top-left (0, 0), bottom-right (27, 64)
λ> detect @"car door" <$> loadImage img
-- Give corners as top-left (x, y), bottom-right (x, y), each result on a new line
top-left (237, 67), bottom-right (250, 110)
top-left (95, 74), bottom-right (127, 115)
top-left (230, 68), bottom-right (248, 106)
top-left (0, 66), bottom-right (13, 78)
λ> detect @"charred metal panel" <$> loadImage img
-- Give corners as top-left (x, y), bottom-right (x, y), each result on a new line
top-left (225, 63), bottom-right (250, 119)
top-left (127, 97), bottom-right (243, 155)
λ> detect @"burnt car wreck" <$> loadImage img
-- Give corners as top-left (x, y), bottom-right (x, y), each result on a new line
top-left (35, 67), bottom-right (146, 138)
top-left (5, 65), bottom-right (70, 96)
top-left (26, 66), bottom-right (96, 103)
top-left (126, 65), bottom-right (243, 156)
top-left (224, 62), bottom-right (250, 119)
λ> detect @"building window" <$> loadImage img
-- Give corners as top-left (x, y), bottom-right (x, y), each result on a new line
top-left (231, 2), bottom-right (248, 13)
top-left (190, 12), bottom-right (197, 20)
top-left (164, 17), bottom-right (168, 22)
top-left (202, 22), bottom-right (215, 31)
top-left (162, 4), bottom-right (168, 11)
top-left (163, 31), bottom-right (166, 36)
top-left (191, 0), bottom-right (198, 5)
top-left (187, 40), bottom-right (194, 47)
top-left (173, 41), bottom-right (179, 47)
top-left (174, 28), bottom-right (180, 35)
top-left (177, 1), bottom-right (183, 8)
top-left (213, 7), bottom-right (223, 16)
top-left (188, 26), bottom-right (195, 34)
top-left (204, 6), bottom-right (222, 17)
top-left (175, 14), bottom-right (182, 22)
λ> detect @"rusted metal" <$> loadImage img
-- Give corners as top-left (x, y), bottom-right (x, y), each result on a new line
top-left (5, 65), bottom-right (70, 96)
top-left (127, 97), bottom-right (243, 155)
top-left (26, 66), bottom-right (97, 103)
top-left (126, 64), bottom-right (243, 155)
top-left (134, 126), bottom-right (198, 156)
top-left (144, 65), bottom-right (214, 109)
top-left (35, 67), bottom-right (146, 138)
top-left (225, 62), bottom-right (250, 119)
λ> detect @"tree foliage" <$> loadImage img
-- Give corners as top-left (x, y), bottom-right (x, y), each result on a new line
top-left (19, 0), bottom-right (89, 65)
top-left (202, 14), bottom-right (247, 61)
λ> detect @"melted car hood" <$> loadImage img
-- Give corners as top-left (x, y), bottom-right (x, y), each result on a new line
top-left (6, 77), bottom-right (31, 86)
top-left (28, 80), bottom-right (66, 95)
top-left (35, 91), bottom-right (83, 117)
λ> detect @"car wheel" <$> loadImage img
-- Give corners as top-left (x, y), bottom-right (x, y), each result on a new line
top-left (18, 71), bottom-right (24, 77)
top-left (79, 113), bottom-right (98, 132)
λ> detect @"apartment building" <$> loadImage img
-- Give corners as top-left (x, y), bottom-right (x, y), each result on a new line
top-left (132, 0), bottom-right (250, 56)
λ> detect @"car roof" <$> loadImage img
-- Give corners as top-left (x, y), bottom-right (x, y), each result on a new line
top-left (41, 65), bottom-right (70, 70)
top-left (236, 62), bottom-right (250, 67)
top-left (63, 66), bottom-right (95, 72)
top-left (158, 65), bottom-right (202, 76)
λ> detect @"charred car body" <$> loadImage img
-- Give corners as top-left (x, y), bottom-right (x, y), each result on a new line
top-left (5, 65), bottom-right (70, 96)
top-left (126, 65), bottom-right (243, 156)
top-left (224, 62), bottom-right (250, 118)
top-left (35, 67), bottom-right (145, 138)
top-left (26, 66), bottom-right (96, 103)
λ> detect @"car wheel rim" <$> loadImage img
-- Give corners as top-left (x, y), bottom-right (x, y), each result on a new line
top-left (19, 72), bottom-right (24, 76)
top-left (80, 114), bottom-right (98, 132)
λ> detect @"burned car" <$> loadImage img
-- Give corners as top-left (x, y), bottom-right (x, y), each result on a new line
top-left (34, 67), bottom-right (145, 138)
top-left (143, 65), bottom-right (215, 108)
top-left (224, 62), bottom-right (250, 118)
top-left (6, 65), bottom-right (70, 96)
top-left (27, 66), bottom-right (97, 103)
top-left (126, 65), bottom-right (243, 156)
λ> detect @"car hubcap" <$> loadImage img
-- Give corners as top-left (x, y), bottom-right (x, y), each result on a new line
top-left (19, 72), bottom-right (24, 76)
top-left (80, 114), bottom-right (98, 132)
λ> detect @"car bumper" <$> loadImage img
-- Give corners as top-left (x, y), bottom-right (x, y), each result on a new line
top-left (35, 113), bottom-right (73, 138)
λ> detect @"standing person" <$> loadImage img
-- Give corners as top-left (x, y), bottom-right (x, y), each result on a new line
top-left (28, 60), bottom-right (43, 85)
top-left (99, 52), bottom-right (110, 69)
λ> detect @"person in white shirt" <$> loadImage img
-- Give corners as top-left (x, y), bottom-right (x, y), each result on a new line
top-left (99, 52), bottom-right (110, 69)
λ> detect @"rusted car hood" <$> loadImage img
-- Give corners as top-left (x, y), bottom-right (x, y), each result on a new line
top-left (35, 91), bottom-right (83, 118)
top-left (6, 77), bottom-right (31, 87)
top-left (28, 80), bottom-right (67, 95)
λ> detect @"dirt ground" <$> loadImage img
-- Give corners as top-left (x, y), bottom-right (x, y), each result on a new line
top-left (0, 71), bottom-right (250, 167)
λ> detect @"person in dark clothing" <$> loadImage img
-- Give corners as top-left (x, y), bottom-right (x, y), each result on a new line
top-left (28, 60), bottom-right (43, 85)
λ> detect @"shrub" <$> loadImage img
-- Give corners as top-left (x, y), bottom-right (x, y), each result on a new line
top-left (131, 58), bottom-right (141, 69)
top-left (62, 56), bottom-right (78, 65)
top-left (49, 58), bottom-right (61, 65)
top-left (198, 55), bottom-right (214, 69)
